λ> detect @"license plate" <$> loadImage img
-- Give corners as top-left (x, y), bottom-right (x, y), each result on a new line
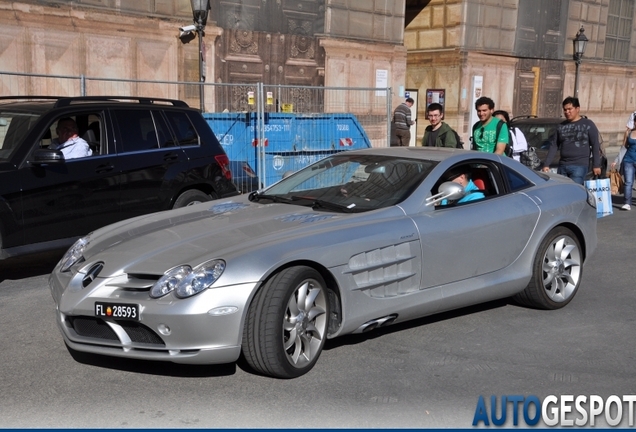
top-left (95, 302), bottom-right (140, 321)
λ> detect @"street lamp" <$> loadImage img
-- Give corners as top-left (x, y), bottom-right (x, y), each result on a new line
top-left (190, 0), bottom-right (210, 111)
top-left (572, 26), bottom-right (588, 99)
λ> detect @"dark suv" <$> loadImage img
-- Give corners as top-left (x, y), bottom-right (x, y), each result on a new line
top-left (0, 96), bottom-right (238, 259)
top-left (509, 116), bottom-right (607, 178)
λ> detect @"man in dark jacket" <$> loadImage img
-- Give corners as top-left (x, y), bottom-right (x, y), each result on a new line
top-left (542, 96), bottom-right (602, 185)
top-left (421, 102), bottom-right (458, 148)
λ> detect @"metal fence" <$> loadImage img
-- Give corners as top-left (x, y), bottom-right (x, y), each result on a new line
top-left (1, 70), bottom-right (392, 187)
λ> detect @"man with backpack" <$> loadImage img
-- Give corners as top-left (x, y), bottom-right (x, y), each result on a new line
top-left (471, 96), bottom-right (510, 156)
top-left (421, 102), bottom-right (463, 148)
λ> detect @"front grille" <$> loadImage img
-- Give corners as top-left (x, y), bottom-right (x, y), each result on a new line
top-left (119, 321), bottom-right (165, 345)
top-left (71, 317), bottom-right (118, 341)
top-left (69, 317), bottom-right (165, 346)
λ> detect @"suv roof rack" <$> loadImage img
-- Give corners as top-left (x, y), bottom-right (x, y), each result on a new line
top-left (0, 96), bottom-right (62, 102)
top-left (53, 96), bottom-right (189, 108)
top-left (510, 115), bottom-right (538, 121)
top-left (0, 95), bottom-right (188, 108)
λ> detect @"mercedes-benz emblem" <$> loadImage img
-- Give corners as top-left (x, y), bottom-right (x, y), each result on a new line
top-left (82, 262), bottom-right (104, 288)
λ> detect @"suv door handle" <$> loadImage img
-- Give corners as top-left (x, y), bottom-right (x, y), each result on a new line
top-left (96, 164), bottom-right (115, 174)
top-left (163, 153), bottom-right (180, 162)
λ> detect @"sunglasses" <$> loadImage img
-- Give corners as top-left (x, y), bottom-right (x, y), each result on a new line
top-left (478, 127), bottom-right (484, 140)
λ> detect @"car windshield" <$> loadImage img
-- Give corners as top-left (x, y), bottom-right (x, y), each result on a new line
top-left (0, 111), bottom-right (42, 161)
top-left (253, 154), bottom-right (437, 212)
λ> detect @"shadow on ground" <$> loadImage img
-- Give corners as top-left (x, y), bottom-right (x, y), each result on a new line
top-left (0, 249), bottom-right (65, 281)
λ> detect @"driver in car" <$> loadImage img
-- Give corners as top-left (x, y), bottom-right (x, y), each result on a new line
top-left (441, 166), bottom-right (485, 205)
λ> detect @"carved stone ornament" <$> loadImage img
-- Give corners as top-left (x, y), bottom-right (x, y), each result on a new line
top-left (231, 30), bottom-right (259, 54)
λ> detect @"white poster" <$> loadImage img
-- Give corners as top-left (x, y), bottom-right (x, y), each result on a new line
top-left (375, 69), bottom-right (388, 96)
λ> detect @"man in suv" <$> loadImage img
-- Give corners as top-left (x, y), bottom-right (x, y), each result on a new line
top-left (0, 96), bottom-right (238, 260)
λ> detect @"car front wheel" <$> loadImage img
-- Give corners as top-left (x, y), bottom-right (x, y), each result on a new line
top-left (242, 266), bottom-right (329, 379)
top-left (514, 227), bottom-right (583, 310)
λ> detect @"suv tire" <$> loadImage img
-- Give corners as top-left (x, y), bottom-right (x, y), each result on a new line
top-left (173, 190), bottom-right (213, 208)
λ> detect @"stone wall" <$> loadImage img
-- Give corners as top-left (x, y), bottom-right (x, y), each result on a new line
top-left (1, 0), bottom-right (408, 125)
top-left (0, 1), bottom-right (208, 107)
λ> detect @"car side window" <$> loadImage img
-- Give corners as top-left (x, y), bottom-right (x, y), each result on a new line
top-left (164, 111), bottom-right (199, 146)
top-left (112, 109), bottom-right (158, 153)
top-left (502, 165), bottom-right (533, 192)
top-left (432, 162), bottom-right (500, 208)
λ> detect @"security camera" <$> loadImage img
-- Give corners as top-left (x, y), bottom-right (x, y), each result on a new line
top-left (179, 24), bottom-right (197, 32)
top-left (179, 30), bottom-right (197, 43)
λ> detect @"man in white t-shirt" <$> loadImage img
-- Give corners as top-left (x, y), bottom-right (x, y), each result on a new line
top-left (49, 118), bottom-right (92, 159)
top-left (493, 110), bottom-right (528, 161)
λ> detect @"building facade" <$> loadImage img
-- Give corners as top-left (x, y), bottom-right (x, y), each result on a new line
top-left (0, 0), bottom-right (407, 114)
top-left (405, 0), bottom-right (636, 145)
top-left (2, 0), bottom-right (634, 145)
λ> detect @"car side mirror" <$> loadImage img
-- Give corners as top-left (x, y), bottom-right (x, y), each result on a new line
top-left (425, 181), bottom-right (465, 206)
top-left (31, 148), bottom-right (65, 165)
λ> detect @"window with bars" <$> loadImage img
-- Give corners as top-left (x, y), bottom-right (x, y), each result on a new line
top-left (604, 0), bottom-right (634, 61)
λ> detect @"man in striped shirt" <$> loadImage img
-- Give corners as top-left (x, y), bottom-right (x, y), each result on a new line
top-left (392, 97), bottom-right (414, 147)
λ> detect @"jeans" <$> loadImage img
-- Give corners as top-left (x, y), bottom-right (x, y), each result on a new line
top-left (557, 164), bottom-right (587, 185)
top-left (624, 161), bottom-right (636, 205)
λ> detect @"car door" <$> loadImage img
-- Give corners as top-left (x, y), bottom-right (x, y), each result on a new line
top-left (113, 108), bottom-right (189, 220)
top-left (410, 161), bottom-right (540, 290)
top-left (19, 111), bottom-right (121, 247)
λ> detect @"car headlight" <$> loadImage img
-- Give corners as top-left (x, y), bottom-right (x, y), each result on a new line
top-left (150, 260), bottom-right (226, 299)
top-left (60, 236), bottom-right (90, 272)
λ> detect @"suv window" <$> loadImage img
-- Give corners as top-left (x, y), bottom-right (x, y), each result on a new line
top-left (147, 110), bottom-right (174, 148)
top-left (164, 111), bottom-right (199, 146)
top-left (0, 111), bottom-right (41, 161)
top-left (42, 112), bottom-right (105, 156)
top-left (112, 109), bottom-right (161, 152)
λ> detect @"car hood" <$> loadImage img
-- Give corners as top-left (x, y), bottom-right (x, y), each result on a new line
top-left (79, 196), bottom-right (375, 277)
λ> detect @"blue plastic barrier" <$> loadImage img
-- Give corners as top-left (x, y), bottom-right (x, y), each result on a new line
top-left (204, 112), bottom-right (371, 190)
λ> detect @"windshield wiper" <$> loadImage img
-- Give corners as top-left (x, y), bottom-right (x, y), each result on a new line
top-left (248, 192), bottom-right (293, 204)
top-left (310, 199), bottom-right (360, 213)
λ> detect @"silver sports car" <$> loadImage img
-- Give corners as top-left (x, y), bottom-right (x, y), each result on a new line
top-left (49, 147), bottom-right (597, 378)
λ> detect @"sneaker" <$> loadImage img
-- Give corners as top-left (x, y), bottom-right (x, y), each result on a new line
top-left (621, 204), bottom-right (631, 211)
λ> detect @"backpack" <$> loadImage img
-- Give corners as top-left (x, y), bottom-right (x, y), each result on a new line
top-left (443, 128), bottom-right (464, 149)
top-left (471, 119), bottom-right (512, 157)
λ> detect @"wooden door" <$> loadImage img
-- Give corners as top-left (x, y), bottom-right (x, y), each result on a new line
top-left (514, 59), bottom-right (564, 118)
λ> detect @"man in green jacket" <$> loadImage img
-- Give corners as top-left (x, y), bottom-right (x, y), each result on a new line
top-left (421, 102), bottom-right (459, 148)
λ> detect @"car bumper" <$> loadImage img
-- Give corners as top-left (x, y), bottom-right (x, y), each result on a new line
top-left (49, 269), bottom-right (257, 365)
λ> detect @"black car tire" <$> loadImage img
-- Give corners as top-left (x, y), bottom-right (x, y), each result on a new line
top-left (172, 190), bottom-right (213, 208)
top-left (514, 227), bottom-right (583, 310)
top-left (242, 266), bottom-right (329, 379)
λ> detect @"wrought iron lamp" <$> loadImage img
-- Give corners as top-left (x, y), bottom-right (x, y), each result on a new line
top-left (573, 26), bottom-right (588, 99)
top-left (190, 0), bottom-right (210, 111)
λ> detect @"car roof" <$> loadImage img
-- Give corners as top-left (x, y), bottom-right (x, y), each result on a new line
top-left (333, 146), bottom-right (499, 163)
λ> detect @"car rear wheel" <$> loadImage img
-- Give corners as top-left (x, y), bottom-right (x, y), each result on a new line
top-left (242, 266), bottom-right (329, 379)
top-left (172, 190), bottom-right (214, 208)
top-left (514, 227), bottom-right (582, 310)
